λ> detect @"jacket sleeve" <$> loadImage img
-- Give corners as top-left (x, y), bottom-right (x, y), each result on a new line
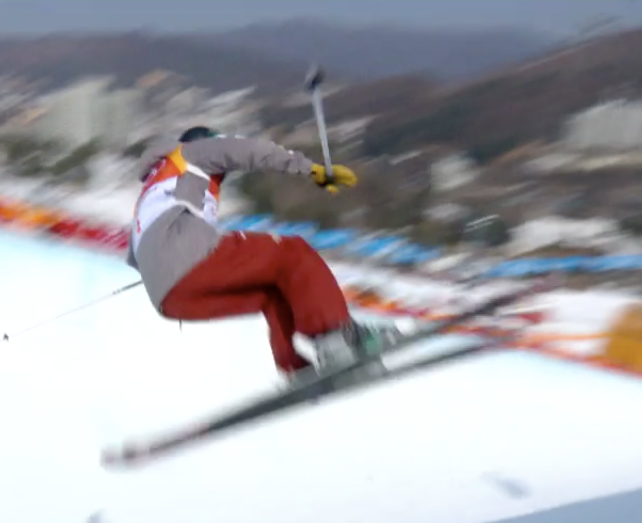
top-left (125, 237), bottom-right (140, 271)
top-left (181, 136), bottom-right (314, 176)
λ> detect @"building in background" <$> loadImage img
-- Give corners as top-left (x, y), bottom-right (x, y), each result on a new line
top-left (430, 151), bottom-right (479, 192)
top-left (153, 86), bottom-right (261, 138)
top-left (563, 99), bottom-right (642, 152)
top-left (29, 77), bottom-right (144, 151)
top-left (95, 87), bottom-right (145, 149)
top-left (202, 87), bottom-right (261, 136)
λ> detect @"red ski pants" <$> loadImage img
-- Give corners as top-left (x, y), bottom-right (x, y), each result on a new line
top-left (160, 232), bottom-right (351, 373)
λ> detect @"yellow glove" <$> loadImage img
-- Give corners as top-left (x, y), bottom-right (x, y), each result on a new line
top-left (310, 163), bottom-right (357, 194)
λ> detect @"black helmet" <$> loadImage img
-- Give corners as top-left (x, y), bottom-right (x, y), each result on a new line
top-left (179, 126), bottom-right (219, 143)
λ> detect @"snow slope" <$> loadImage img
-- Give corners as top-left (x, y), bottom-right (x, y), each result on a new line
top-left (1, 231), bottom-right (642, 523)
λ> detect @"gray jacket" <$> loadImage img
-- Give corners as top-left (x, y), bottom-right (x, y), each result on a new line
top-left (126, 135), bottom-right (314, 311)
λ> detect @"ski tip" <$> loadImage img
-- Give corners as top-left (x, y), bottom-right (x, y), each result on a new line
top-left (100, 444), bottom-right (151, 469)
top-left (100, 448), bottom-right (128, 468)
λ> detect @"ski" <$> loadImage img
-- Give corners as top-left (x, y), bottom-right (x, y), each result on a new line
top-left (101, 275), bottom-right (559, 469)
top-left (359, 319), bottom-right (533, 395)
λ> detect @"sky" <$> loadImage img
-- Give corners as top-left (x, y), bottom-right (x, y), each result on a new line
top-left (0, 0), bottom-right (640, 36)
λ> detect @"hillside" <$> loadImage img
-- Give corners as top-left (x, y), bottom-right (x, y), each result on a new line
top-left (212, 19), bottom-right (557, 81)
top-left (0, 33), bottom-right (306, 95)
top-left (360, 28), bottom-right (642, 161)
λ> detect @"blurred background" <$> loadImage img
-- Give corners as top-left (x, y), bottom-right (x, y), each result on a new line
top-left (2, 0), bottom-right (642, 289)
top-left (4, 3), bottom-right (642, 523)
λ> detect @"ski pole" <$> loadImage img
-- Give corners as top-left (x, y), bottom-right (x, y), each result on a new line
top-left (2, 280), bottom-right (142, 342)
top-left (305, 64), bottom-right (334, 182)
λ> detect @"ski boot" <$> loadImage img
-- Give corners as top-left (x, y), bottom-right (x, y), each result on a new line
top-left (279, 320), bottom-right (405, 394)
top-left (311, 319), bottom-right (404, 390)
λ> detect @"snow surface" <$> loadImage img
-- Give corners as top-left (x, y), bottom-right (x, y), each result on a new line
top-left (1, 230), bottom-right (642, 523)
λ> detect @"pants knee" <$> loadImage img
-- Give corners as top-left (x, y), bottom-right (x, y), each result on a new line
top-left (282, 235), bottom-right (317, 258)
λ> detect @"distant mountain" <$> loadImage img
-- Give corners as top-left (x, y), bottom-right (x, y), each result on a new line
top-left (210, 19), bottom-right (558, 81)
top-left (360, 28), bottom-right (642, 162)
top-left (0, 23), bottom-right (558, 99)
top-left (0, 33), bottom-right (305, 95)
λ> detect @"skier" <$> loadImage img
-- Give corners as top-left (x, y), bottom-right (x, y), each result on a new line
top-left (127, 126), bottom-right (394, 385)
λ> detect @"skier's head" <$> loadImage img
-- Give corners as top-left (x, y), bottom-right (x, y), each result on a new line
top-left (179, 126), bottom-right (227, 181)
top-left (179, 126), bottom-right (219, 143)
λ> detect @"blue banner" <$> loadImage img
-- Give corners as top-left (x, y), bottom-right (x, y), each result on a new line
top-left (269, 221), bottom-right (318, 238)
top-left (308, 229), bottom-right (359, 250)
top-left (385, 243), bottom-right (440, 264)
top-left (220, 214), bottom-right (273, 232)
top-left (487, 255), bottom-right (642, 277)
top-left (345, 235), bottom-right (407, 257)
top-left (583, 255), bottom-right (642, 272)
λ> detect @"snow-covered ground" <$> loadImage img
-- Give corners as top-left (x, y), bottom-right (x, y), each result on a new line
top-left (1, 230), bottom-right (642, 523)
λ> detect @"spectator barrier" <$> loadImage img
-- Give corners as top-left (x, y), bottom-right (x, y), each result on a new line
top-left (4, 195), bottom-right (642, 272)
top-left (5, 195), bottom-right (642, 379)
